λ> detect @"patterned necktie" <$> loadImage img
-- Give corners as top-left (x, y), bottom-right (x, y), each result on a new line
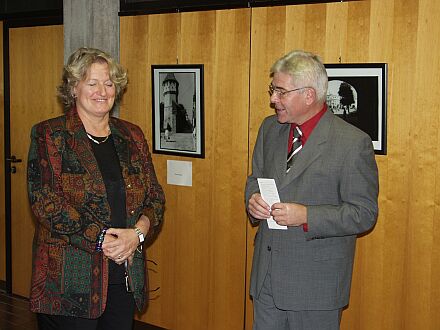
top-left (286, 125), bottom-right (302, 173)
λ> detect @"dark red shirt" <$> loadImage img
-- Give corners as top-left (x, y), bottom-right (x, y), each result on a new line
top-left (288, 104), bottom-right (327, 150)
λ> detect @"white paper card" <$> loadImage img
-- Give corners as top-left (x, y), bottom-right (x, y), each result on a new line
top-left (257, 178), bottom-right (287, 230)
top-left (167, 160), bottom-right (192, 186)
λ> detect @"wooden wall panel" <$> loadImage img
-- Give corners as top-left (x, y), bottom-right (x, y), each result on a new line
top-left (248, 1), bottom-right (440, 329)
top-left (406, 1), bottom-right (440, 329)
top-left (0, 22), bottom-right (4, 283)
top-left (9, 25), bottom-right (64, 297)
top-left (375, 4), bottom-right (418, 328)
top-left (120, 9), bottom-right (250, 329)
top-left (0, 0), bottom-right (426, 327)
top-left (121, 14), bottom-right (181, 328)
top-left (324, 3), bottom-right (348, 62)
top-left (2, 0), bottom-right (440, 328)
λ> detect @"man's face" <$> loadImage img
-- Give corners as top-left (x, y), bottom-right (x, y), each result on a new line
top-left (270, 72), bottom-right (310, 124)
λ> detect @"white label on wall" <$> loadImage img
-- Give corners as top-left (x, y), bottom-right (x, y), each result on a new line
top-left (167, 160), bottom-right (192, 187)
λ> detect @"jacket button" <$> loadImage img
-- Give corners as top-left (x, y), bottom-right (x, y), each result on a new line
top-left (267, 246), bottom-right (271, 251)
top-left (127, 184), bottom-right (132, 189)
top-left (130, 210), bottom-right (135, 215)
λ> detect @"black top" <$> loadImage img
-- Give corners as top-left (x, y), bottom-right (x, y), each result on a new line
top-left (89, 133), bottom-right (126, 284)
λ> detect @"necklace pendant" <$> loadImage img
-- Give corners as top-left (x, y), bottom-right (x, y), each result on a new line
top-left (86, 129), bottom-right (111, 145)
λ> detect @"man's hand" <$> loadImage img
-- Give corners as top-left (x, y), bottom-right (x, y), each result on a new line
top-left (247, 193), bottom-right (271, 220)
top-left (271, 202), bottom-right (307, 227)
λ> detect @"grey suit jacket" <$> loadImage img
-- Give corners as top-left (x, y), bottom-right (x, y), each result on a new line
top-left (245, 110), bottom-right (378, 311)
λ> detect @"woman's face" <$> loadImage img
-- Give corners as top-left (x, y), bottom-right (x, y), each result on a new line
top-left (74, 62), bottom-right (116, 119)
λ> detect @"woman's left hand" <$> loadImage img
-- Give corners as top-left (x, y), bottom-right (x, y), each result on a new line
top-left (102, 228), bottom-right (139, 265)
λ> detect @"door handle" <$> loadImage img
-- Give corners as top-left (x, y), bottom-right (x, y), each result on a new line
top-left (7, 155), bottom-right (22, 174)
top-left (6, 155), bottom-right (22, 163)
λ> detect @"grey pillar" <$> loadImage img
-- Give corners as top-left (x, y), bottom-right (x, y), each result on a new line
top-left (63, 0), bottom-right (120, 115)
top-left (63, 0), bottom-right (120, 62)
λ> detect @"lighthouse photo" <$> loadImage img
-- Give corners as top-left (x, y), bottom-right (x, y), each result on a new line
top-left (152, 65), bottom-right (204, 158)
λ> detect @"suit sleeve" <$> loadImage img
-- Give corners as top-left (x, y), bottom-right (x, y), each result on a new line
top-left (245, 119), bottom-right (266, 224)
top-left (27, 124), bottom-right (105, 252)
top-left (305, 135), bottom-right (379, 239)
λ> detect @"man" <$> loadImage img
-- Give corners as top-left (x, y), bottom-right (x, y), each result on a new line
top-left (245, 50), bottom-right (378, 329)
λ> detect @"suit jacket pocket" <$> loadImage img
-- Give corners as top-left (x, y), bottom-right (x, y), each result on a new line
top-left (313, 244), bottom-right (349, 261)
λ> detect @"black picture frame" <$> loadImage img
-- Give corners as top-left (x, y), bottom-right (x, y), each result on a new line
top-left (325, 63), bottom-right (388, 155)
top-left (151, 64), bottom-right (205, 158)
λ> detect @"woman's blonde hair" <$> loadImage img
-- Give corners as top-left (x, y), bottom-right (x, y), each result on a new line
top-left (57, 47), bottom-right (128, 110)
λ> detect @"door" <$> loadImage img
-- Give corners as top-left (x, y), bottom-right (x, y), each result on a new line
top-left (8, 24), bottom-right (63, 296)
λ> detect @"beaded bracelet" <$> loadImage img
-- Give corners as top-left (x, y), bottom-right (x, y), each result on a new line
top-left (95, 227), bottom-right (108, 251)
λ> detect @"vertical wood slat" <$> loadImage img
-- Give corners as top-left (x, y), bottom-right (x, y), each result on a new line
top-left (120, 9), bottom-right (250, 330)
top-left (121, 14), bottom-right (181, 328)
top-left (406, 0), bottom-right (440, 328)
top-left (376, 2), bottom-right (419, 329)
top-left (9, 25), bottom-right (64, 297)
top-left (324, 3), bottom-right (348, 63)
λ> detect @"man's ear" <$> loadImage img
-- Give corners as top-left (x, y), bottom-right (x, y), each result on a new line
top-left (304, 87), bottom-right (317, 106)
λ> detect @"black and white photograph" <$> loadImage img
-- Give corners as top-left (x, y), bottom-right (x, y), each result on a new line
top-left (151, 64), bottom-right (204, 158)
top-left (325, 63), bottom-right (387, 154)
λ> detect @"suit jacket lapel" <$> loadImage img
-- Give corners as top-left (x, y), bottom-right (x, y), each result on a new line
top-left (273, 123), bottom-right (291, 185)
top-left (279, 110), bottom-right (333, 190)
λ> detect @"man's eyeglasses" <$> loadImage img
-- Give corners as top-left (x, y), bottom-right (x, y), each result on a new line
top-left (268, 84), bottom-right (310, 97)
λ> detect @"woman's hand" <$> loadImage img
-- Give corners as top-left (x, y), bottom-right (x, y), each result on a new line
top-left (102, 228), bottom-right (139, 265)
top-left (102, 215), bottom-right (151, 265)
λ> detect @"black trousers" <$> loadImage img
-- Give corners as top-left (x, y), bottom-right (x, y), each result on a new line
top-left (37, 284), bottom-right (136, 330)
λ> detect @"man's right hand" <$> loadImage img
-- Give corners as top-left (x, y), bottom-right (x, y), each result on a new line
top-left (247, 193), bottom-right (271, 220)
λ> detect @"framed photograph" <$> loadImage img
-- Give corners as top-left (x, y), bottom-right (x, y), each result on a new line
top-left (325, 63), bottom-right (388, 155)
top-left (151, 64), bottom-right (204, 158)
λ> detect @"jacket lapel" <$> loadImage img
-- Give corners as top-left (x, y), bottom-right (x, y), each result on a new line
top-left (109, 119), bottom-right (130, 171)
top-left (65, 109), bottom-right (106, 195)
top-left (273, 123), bottom-right (291, 185)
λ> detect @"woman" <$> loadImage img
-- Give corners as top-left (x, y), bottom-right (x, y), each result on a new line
top-left (27, 47), bottom-right (165, 330)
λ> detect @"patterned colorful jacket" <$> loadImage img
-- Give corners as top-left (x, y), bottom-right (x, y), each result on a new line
top-left (27, 109), bottom-right (165, 318)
